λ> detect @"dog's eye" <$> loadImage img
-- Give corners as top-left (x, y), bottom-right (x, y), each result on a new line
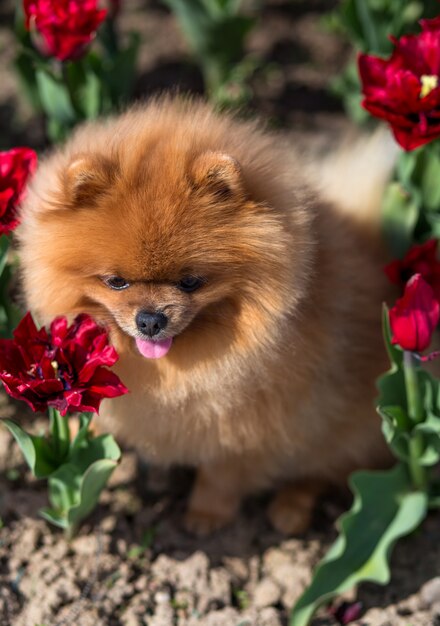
top-left (176, 276), bottom-right (205, 293)
top-left (103, 275), bottom-right (130, 290)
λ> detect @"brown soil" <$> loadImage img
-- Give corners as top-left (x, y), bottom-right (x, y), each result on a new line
top-left (0, 1), bottom-right (440, 626)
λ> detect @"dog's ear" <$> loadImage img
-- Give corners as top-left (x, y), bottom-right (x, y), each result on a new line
top-left (63, 154), bottom-right (117, 206)
top-left (191, 151), bottom-right (244, 199)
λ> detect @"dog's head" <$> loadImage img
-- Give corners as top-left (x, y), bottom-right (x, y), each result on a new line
top-left (18, 103), bottom-right (312, 364)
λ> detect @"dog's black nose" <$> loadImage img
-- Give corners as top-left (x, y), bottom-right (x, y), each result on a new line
top-left (136, 311), bottom-right (168, 337)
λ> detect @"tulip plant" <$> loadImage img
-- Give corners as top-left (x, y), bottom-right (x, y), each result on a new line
top-left (291, 12), bottom-right (440, 626)
top-left (0, 138), bottom-right (128, 538)
top-left (360, 16), bottom-right (440, 257)
top-left (0, 312), bottom-right (128, 538)
top-left (14, 0), bottom-right (139, 143)
top-left (327, 0), bottom-right (440, 124)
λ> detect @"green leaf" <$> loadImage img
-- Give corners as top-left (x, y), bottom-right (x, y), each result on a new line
top-left (414, 372), bottom-right (440, 465)
top-left (215, 0), bottom-right (242, 13)
top-left (380, 405), bottom-right (409, 432)
top-left (0, 262), bottom-right (21, 338)
top-left (290, 464), bottom-right (427, 626)
top-left (400, 2), bottom-right (424, 25)
top-left (376, 307), bottom-right (407, 439)
top-left (397, 150), bottom-right (418, 188)
top-left (424, 212), bottom-right (440, 240)
top-left (47, 462), bottom-right (80, 513)
top-left (412, 413), bottom-right (440, 466)
top-left (354, 0), bottom-right (380, 52)
top-left (379, 365), bottom-right (440, 466)
top-left (2, 419), bottom-right (37, 473)
top-left (35, 69), bottom-right (77, 124)
top-left (0, 236), bottom-right (10, 278)
top-left (69, 433), bottom-right (121, 472)
top-left (39, 506), bottom-right (68, 529)
top-left (379, 409), bottom-right (440, 466)
top-left (47, 118), bottom-right (71, 144)
top-left (44, 457), bottom-right (118, 533)
top-left (382, 304), bottom-right (403, 368)
top-left (66, 60), bottom-right (102, 119)
top-left (41, 429), bottom-right (121, 535)
top-left (103, 33), bottom-right (140, 105)
top-left (376, 307), bottom-right (409, 461)
top-left (14, 52), bottom-right (42, 112)
top-left (381, 182), bottom-right (420, 259)
top-left (379, 405), bottom-right (411, 461)
top-left (67, 458), bottom-right (118, 532)
top-left (421, 149), bottom-right (440, 212)
top-left (1, 419), bottom-right (58, 478)
top-left (163, 0), bottom-right (216, 56)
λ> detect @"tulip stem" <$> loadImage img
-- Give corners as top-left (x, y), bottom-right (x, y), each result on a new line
top-left (403, 351), bottom-right (427, 490)
top-left (49, 407), bottom-right (70, 464)
top-left (403, 351), bottom-right (424, 423)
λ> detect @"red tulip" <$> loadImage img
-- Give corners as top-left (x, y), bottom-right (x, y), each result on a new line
top-left (359, 17), bottom-right (440, 150)
top-left (0, 147), bottom-right (37, 236)
top-left (0, 313), bottom-right (128, 415)
top-left (385, 239), bottom-right (440, 301)
top-left (23, 0), bottom-right (107, 62)
top-left (390, 274), bottom-right (439, 352)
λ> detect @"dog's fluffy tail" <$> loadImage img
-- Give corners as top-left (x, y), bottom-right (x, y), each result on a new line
top-left (312, 128), bottom-right (398, 227)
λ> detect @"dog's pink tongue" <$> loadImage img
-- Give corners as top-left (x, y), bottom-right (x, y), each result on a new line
top-left (136, 337), bottom-right (173, 359)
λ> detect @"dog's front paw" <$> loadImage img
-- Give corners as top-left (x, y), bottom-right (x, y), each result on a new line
top-left (267, 498), bottom-right (311, 535)
top-left (268, 482), bottom-right (321, 535)
top-left (184, 508), bottom-right (233, 536)
top-left (185, 463), bottom-right (243, 536)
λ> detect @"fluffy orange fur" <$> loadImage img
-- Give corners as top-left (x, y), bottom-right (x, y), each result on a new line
top-left (17, 97), bottom-right (394, 534)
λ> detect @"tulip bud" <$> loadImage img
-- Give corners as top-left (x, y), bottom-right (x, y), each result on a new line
top-left (390, 274), bottom-right (439, 352)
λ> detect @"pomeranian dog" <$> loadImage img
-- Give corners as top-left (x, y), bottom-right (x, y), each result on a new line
top-left (17, 97), bottom-right (395, 535)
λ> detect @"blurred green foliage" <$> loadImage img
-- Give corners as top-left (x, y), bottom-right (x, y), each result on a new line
top-left (162, 0), bottom-right (257, 107)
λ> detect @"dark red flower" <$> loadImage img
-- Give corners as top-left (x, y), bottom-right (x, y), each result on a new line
top-left (0, 148), bottom-right (37, 236)
top-left (0, 313), bottom-right (128, 415)
top-left (329, 601), bottom-right (363, 625)
top-left (359, 17), bottom-right (440, 150)
top-left (384, 239), bottom-right (440, 300)
top-left (23, 0), bottom-right (107, 62)
top-left (421, 16), bottom-right (440, 32)
top-left (390, 274), bottom-right (439, 351)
